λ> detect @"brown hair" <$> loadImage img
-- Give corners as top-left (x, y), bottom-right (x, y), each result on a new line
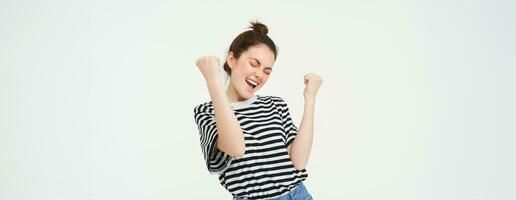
top-left (223, 20), bottom-right (278, 75)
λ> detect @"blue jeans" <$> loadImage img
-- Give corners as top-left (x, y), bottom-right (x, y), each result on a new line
top-left (233, 182), bottom-right (313, 200)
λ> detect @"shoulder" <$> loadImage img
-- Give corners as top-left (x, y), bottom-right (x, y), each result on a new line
top-left (255, 95), bottom-right (281, 103)
top-left (193, 101), bottom-right (214, 115)
top-left (258, 95), bottom-right (288, 108)
top-left (258, 94), bottom-right (283, 101)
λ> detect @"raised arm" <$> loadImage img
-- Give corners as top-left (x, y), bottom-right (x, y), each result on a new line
top-left (288, 73), bottom-right (323, 170)
top-left (196, 56), bottom-right (246, 156)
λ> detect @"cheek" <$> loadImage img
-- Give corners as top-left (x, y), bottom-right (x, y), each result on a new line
top-left (260, 77), bottom-right (270, 86)
top-left (244, 64), bottom-right (254, 72)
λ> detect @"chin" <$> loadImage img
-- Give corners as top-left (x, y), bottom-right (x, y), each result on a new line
top-left (244, 92), bottom-right (254, 99)
top-left (239, 89), bottom-right (254, 99)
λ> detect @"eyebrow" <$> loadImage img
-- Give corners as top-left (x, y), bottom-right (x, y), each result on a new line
top-left (250, 57), bottom-right (272, 69)
top-left (250, 57), bottom-right (261, 65)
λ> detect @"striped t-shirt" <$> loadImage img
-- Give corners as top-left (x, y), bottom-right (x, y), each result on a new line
top-left (193, 94), bottom-right (308, 199)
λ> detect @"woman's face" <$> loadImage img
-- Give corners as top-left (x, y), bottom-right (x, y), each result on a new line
top-left (227, 43), bottom-right (275, 100)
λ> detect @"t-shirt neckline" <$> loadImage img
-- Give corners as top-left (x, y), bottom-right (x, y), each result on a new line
top-left (230, 94), bottom-right (259, 109)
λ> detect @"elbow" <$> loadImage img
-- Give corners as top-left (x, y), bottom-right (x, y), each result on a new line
top-left (293, 164), bottom-right (306, 171)
top-left (216, 130), bottom-right (246, 157)
top-left (231, 149), bottom-right (245, 157)
top-left (232, 142), bottom-right (246, 156)
top-left (291, 159), bottom-right (307, 171)
top-left (219, 141), bottom-right (246, 157)
top-left (227, 145), bottom-right (246, 156)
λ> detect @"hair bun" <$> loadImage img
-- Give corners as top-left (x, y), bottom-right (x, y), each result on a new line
top-left (249, 21), bottom-right (268, 35)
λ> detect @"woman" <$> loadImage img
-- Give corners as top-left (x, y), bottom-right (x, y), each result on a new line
top-left (194, 21), bottom-right (322, 200)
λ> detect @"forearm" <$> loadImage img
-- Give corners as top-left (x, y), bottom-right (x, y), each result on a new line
top-left (289, 97), bottom-right (316, 170)
top-left (205, 79), bottom-right (245, 156)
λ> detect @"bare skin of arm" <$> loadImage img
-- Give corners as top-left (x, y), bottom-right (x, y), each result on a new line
top-left (288, 97), bottom-right (315, 170)
top-left (288, 73), bottom-right (322, 170)
top-left (197, 56), bottom-right (246, 156)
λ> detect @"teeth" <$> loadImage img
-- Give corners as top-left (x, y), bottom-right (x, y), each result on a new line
top-left (246, 79), bottom-right (258, 86)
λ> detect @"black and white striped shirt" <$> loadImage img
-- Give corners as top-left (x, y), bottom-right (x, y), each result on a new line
top-left (193, 95), bottom-right (308, 199)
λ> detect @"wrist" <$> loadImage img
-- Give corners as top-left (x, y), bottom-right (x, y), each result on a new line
top-left (304, 94), bottom-right (316, 101)
top-left (205, 75), bottom-right (223, 86)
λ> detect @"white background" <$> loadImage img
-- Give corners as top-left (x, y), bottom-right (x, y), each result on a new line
top-left (1, 0), bottom-right (515, 199)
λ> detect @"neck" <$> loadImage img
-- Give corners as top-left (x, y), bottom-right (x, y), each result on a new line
top-left (226, 81), bottom-right (245, 103)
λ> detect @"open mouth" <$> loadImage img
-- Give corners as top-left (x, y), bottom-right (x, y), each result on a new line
top-left (245, 79), bottom-right (258, 90)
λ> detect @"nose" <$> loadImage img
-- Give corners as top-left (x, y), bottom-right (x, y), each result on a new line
top-left (253, 70), bottom-right (264, 82)
top-left (253, 74), bottom-right (263, 83)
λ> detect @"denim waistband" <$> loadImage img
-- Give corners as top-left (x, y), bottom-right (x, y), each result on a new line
top-left (232, 182), bottom-right (307, 200)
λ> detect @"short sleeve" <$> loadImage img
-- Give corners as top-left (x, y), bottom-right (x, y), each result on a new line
top-left (278, 98), bottom-right (298, 147)
top-left (193, 104), bottom-right (234, 174)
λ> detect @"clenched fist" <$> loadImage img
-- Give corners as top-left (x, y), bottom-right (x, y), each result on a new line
top-left (195, 56), bottom-right (222, 83)
top-left (303, 73), bottom-right (323, 98)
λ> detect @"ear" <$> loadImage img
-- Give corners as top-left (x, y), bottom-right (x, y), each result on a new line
top-left (226, 52), bottom-right (235, 69)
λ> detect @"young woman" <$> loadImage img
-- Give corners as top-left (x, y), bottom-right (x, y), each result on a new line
top-left (194, 21), bottom-right (322, 200)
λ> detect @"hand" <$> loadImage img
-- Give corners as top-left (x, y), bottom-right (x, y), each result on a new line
top-left (303, 73), bottom-right (323, 98)
top-left (195, 56), bottom-right (222, 83)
